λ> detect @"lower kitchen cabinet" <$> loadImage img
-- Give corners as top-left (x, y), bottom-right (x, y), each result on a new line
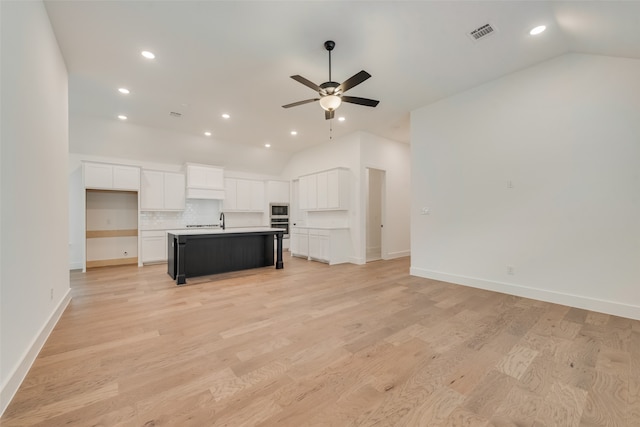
top-left (290, 226), bottom-right (350, 265)
top-left (141, 230), bottom-right (168, 264)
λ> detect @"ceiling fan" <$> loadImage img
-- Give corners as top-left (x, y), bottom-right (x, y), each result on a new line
top-left (282, 40), bottom-right (379, 120)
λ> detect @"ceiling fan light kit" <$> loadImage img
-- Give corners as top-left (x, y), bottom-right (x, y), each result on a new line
top-left (319, 95), bottom-right (341, 111)
top-left (283, 40), bottom-right (379, 119)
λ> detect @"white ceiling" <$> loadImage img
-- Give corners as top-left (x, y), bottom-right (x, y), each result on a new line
top-left (44, 1), bottom-right (640, 154)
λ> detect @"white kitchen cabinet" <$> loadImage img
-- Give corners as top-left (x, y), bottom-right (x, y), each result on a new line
top-left (141, 170), bottom-right (164, 210)
top-left (250, 180), bottom-right (264, 210)
top-left (185, 163), bottom-right (225, 199)
top-left (308, 229), bottom-right (329, 261)
top-left (163, 172), bottom-right (186, 210)
top-left (266, 180), bottom-right (290, 203)
top-left (316, 171), bottom-right (328, 209)
top-left (298, 168), bottom-right (349, 211)
top-left (222, 178), bottom-right (264, 212)
top-left (141, 230), bottom-right (168, 263)
top-left (290, 227), bottom-right (309, 259)
top-left (84, 162), bottom-right (140, 191)
top-left (141, 170), bottom-right (185, 211)
top-left (290, 226), bottom-right (350, 264)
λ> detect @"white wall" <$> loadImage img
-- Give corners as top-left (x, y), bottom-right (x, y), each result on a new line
top-left (282, 131), bottom-right (411, 264)
top-left (360, 132), bottom-right (411, 261)
top-left (411, 53), bottom-right (640, 320)
top-left (0, 0), bottom-right (70, 413)
top-left (71, 115), bottom-right (292, 177)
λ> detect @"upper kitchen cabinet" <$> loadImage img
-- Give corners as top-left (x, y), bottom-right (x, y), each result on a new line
top-left (266, 180), bottom-right (290, 203)
top-left (140, 170), bottom-right (185, 211)
top-left (299, 168), bottom-right (350, 211)
top-left (223, 178), bottom-right (265, 212)
top-left (185, 163), bottom-right (225, 199)
top-left (83, 162), bottom-right (140, 191)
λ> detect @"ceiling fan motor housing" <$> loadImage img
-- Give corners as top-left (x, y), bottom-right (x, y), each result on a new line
top-left (320, 81), bottom-right (340, 95)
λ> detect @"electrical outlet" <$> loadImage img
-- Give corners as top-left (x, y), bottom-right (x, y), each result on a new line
top-left (507, 180), bottom-right (514, 189)
top-left (420, 207), bottom-right (430, 215)
top-left (50, 288), bottom-right (54, 300)
top-left (507, 265), bottom-right (515, 275)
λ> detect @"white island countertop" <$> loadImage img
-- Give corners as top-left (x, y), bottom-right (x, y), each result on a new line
top-left (166, 227), bottom-right (283, 236)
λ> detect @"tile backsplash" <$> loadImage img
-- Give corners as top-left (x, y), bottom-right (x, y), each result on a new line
top-left (140, 199), bottom-right (267, 230)
top-left (140, 199), bottom-right (221, 230)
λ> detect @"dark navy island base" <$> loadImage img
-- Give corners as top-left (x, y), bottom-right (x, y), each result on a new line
top-left (167, 229), bottom-right (284, 285)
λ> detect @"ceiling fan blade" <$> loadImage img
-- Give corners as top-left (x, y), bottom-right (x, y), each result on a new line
top-left (337, 70), bottom-right (371, 94)
top-left (325, 110), bottom-right (335, 120)
top-left (291, 75), bottom-right (322, 92)
top-left (341, 96), bottom-right (379, 107)
top-left (282, 98), bottom-right (319, 108)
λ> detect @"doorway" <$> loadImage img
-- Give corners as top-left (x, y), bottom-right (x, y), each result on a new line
top-left (366, 168), bottom-right (385, 262)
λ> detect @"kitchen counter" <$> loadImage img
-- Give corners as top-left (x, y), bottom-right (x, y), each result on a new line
top-left (166, 227), bottom-right (281, 235)
top-left (167, 228), bottom-right (284, 285)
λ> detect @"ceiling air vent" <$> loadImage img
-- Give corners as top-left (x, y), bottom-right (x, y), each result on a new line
top-left (169, 111), bottom-right (182, 118)
top-left (468, 23), bottom-right (496, 41)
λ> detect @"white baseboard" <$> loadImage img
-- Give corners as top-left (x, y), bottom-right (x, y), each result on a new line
top-left (385, 250), bottom-right (410, 260)
top-left (1, 289), bottom-right (72, 415)
top-left (349, 256), bottom-right (366, 265)
top-left (410, 267), bottom-right (640, 321)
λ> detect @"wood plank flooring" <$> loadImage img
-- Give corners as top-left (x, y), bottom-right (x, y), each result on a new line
top-left (2, 256), bottom-right (639, 426)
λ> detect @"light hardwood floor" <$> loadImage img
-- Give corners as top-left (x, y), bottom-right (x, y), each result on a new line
top-left (2, 256), bottom-right (639, 426)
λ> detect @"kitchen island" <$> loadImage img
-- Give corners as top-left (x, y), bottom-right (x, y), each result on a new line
top-left (167, 227), bottom-right (284, 285)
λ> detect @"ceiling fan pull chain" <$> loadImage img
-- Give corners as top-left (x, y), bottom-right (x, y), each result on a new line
top-left (330, 119), bottom-right (333, 140)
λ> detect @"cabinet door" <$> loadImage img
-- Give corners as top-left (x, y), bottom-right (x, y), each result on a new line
top-left (290, 231), bottom-right (299, 255)
top-left (236, 179), bottom-right (252, 210)
top-left (84, 163), bottom-right (113, 189)
top-left (308, 232), bottom-right (321, 259)
top-left (163, 172), bottom-right (185, 210)
top-left (223, 179), bottom-right (237, 210)
top-left (250, 180), bottom-right (265, 211)
top-left (299, 232), bottom-right (309, 257)
top-left (316, 172), bottom-right (328, 209)
top-left (113, 166), bottom-right (140, 190)
top-left (267, 180), bottom-right (289, 203)
top-left (141, 236), bottom-right (166, 263)
top-left (327, 169), bottom-right (340, 209)
top-left (141, 170), bottom-right (164, 210)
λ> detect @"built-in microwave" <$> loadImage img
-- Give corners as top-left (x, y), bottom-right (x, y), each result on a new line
top-left (270, 203), bottom-right (289, 218)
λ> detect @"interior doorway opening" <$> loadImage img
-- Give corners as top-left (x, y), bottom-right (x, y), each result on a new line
top-left (366, 168), bottom-right (385, 262)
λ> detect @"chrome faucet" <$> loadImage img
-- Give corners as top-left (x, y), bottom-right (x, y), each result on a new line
top-left (219, 212), bottom-right (225, 230)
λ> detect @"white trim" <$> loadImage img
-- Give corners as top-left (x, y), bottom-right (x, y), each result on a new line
top-left (1, 289), bottom-right (72, 415)
top-left (385, 250), bottom-right (410, 260)
top-left (410, 267), bottom-right (640, 321)
top-left (349, 256), bottom-right (366, 265)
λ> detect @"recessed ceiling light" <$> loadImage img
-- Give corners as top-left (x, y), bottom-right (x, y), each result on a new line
top-left (204, 131), bottom-right (212, 136)
top-left (529, 25), bottom-right (546, 36)
top-left (221, 113), bottom-right (230, 119)
top-left (117, 115), bottom-right (127, 120)
top-left (118, 88), bottom-right (130, 94)
top-left (290, 130), bottom-right (298, 136)
top-left (141, 50), bottom-right (155, 59)
top-left (265, 143), bottom-right (271, 148)
top-left (338, 117), bottom-right (345, 122)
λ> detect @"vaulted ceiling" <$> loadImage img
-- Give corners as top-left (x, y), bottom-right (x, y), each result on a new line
top-left (44, 1), bottom-right (640, 154)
